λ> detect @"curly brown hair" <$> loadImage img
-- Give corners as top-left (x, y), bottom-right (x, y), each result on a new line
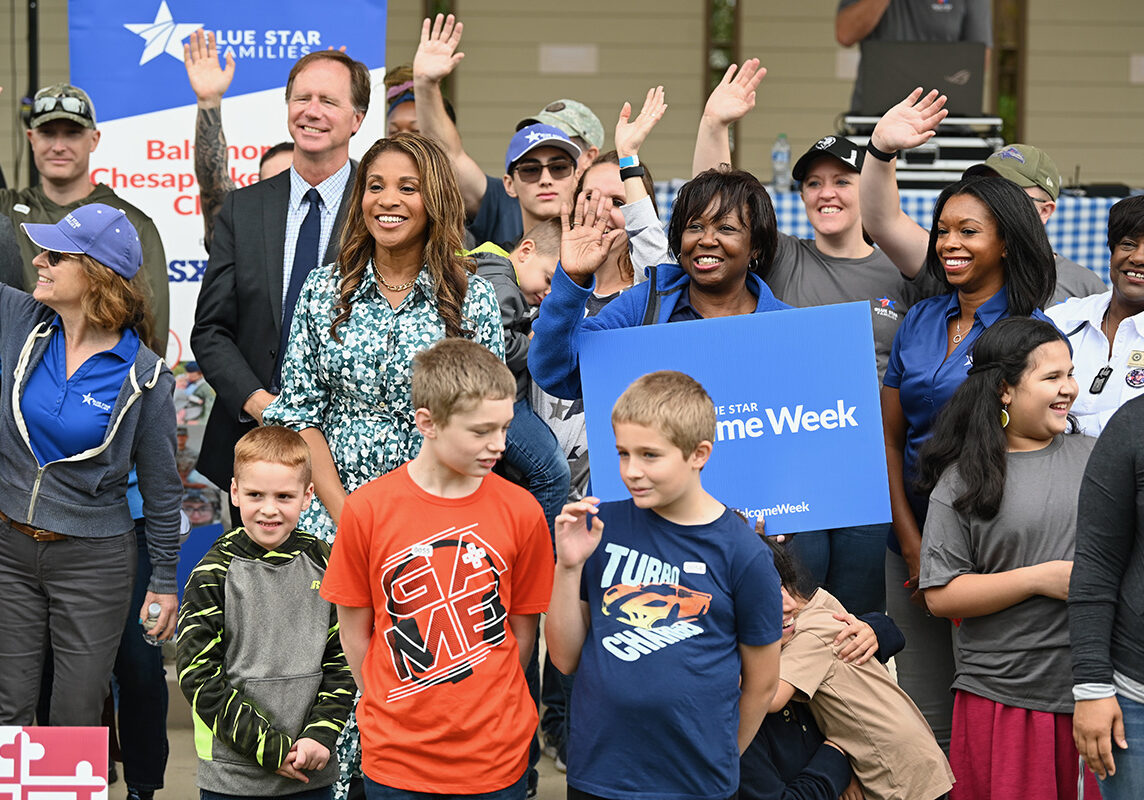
top-left (329, 133), bottom-right (474, 342)
top-left (77, 255), bottom-right (157, 352)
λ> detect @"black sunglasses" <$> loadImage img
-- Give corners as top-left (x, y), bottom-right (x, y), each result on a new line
top-left (45, 251), bottom-right (66, 266)
top-left (513, 159), bottom-right (575, 183)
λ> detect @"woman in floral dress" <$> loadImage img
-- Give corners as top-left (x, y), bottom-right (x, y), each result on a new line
top-left (262, 132), bottom-right (503, 797)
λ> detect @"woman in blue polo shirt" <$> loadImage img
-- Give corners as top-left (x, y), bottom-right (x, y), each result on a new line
top-left (0, 204), bottom-right (181, 727)
top-left (879, 175), bottom-right (1056, 752)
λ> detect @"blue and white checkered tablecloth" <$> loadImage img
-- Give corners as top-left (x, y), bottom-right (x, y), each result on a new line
top-left (653, 182), bottom-right (1116, 285)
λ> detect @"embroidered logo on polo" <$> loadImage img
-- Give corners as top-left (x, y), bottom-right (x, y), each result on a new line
top-left (81, 393), bottom-right (112, 412)
top-left (379, 524), bottom-right (508, 701)
top-left (596, 542), bottom-right (712, 662)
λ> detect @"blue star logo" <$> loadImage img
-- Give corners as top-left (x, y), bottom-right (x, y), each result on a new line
top-left (124, 1), bottom-right (203, 66)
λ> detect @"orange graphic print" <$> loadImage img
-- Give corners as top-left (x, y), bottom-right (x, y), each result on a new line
top-left (601, 583), bottom-right (713, 630)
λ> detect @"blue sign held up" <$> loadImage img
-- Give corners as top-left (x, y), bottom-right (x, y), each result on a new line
top-left (579, 302), bottom-right (891, 535)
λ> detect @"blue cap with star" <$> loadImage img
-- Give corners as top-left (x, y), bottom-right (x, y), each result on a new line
top-left (504, 124), bottom-right (581, 175)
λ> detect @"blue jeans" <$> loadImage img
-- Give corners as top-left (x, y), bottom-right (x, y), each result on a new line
top-left (786, 523), bottom-right (888, 615)
top-left (1098, 694), bottom-right (1144, 800)
top-left (201, 786), bottom-right (332, 800)
top-left (505, 398), bottom-right (570, 534)
top-left (363, 772), bottom-right (526, 800)
top-left (114, 521), bottom-right (169, 792)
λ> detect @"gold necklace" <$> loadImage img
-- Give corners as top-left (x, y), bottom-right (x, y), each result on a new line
top-left (376, 269), bottom-right (418, 292)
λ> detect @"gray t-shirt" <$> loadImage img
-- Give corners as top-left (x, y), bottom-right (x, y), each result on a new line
top-left (1052, 252), bottom-right (1107, 305)
top-left (920, 433), bottom-right (1097, 713)
top-left (841, 0), bottom-right (992, 111)
top-left (766, 233), bottom-right (944, 379)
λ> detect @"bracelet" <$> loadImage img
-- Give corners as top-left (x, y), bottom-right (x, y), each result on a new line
top-left (866, 141), bottom-right (899, 162)
top-left (620, 165), bottom-right (646, 181)
top-left (618, 155), bottom-right (639, 169)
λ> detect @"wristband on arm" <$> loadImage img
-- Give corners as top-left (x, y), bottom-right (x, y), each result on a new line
top-left (866, 141), bottom-right (899, 162)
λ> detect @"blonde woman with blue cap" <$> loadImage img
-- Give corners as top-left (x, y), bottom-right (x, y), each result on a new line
top-left (0, 203), bottom-right (181, 726)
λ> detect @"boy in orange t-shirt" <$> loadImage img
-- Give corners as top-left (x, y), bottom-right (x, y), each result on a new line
top-left (322, 339), bottom-right (554, 798)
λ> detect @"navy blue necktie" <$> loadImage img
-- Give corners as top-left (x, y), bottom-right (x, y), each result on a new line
top-left (273, 187), bottom-right (322, 391)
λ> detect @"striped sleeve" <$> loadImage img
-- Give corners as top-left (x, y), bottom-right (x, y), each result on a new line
top-left (175, 531), bottom-right (294, 772)
top-left (298, 537), bottom-right (356, 748)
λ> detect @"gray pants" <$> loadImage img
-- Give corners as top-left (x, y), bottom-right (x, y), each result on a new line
top-left (885, 548), bottom-right (956, 753)
top-left (0, 520), bottom-right (136, 725)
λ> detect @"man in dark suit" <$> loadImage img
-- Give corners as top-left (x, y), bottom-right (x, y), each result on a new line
top-left (191, 50), bottom-right (371, 493)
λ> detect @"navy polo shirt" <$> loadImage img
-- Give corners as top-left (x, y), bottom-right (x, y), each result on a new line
top-left (21, 322), bottom-right (139, 466)
top-left (884, 288), bottom-right (1052, 484)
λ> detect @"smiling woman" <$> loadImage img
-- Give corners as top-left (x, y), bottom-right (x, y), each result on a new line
top-left (529, 165), bottom-right (790, 402)
top-left (0, 204), bottom-right (181, 727)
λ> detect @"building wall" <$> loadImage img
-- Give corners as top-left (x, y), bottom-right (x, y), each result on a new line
top-left (1024, 0), bottom-right (1144, 189)
top-left (0, 1), bottom-right (1140, 188)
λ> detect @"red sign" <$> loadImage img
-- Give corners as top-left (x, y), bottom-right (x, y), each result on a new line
top-left (0, 727), bottom-right (108, 800)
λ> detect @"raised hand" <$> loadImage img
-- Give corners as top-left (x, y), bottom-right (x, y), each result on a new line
top-left (414, 13), bottom-right (464, 84)
top-left (554, 498), bottom-right (605, 568)
top-left (870, 88), bottom-right (948, 154)
top-left (702, 59), bottom-right (766, 126)
top-left (614, 86), bottom-right (667, 158)
top-left (184, 29), bottom-right (235, 107)
top-left (559, 191), bottom-right (625, 287)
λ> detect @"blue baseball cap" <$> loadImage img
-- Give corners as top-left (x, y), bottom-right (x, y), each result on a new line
top-left (504, 124), bottom-right (581, 175)
top-left (22, 204), bottom-right (142, 279)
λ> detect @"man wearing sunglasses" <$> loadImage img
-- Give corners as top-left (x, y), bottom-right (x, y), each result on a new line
top-left (501, 124), bottom-right (581, 249)
top-left (0, 83), bottom-right (169, 355)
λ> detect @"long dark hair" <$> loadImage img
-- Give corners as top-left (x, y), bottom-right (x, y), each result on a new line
top-left (923, 176), bottom-right (1055, 315)
top-left (916, 317), bottom-right (1074, 519)
top-left (330, 133), bottom-right (473, 342)
top-left (667, 165), bottom-right (778, 275)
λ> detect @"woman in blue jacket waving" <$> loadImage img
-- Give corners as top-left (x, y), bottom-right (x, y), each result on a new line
top-left (530, 166), bottom-right (790, 400)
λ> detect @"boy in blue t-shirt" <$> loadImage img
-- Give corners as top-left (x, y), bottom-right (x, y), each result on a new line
top-left (547, 371), bottom-right (783, 800)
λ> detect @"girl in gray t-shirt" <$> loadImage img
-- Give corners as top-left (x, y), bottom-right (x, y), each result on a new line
top-left (915, 317), bottom-right (1100, 799)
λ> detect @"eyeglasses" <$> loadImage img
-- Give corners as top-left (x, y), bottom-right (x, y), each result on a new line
top-left (45, 251), bottom-right (65, 266)
top-left (33, 95), bottom-right (91, 119)
top-left (513, 159), bottom-right (575, 183)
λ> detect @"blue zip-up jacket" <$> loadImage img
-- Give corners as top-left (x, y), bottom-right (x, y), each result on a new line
top-left (529, 262), bottom-right (791, 400)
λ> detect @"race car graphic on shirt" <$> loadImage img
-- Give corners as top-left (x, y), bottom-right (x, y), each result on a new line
top-left (378, 523), bottom-right (508, 701)
top-left (602, 583), bottom-right (713, 630)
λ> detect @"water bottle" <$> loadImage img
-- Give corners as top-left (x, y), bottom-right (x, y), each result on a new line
top-left (142, 601), bottom-right (164, 647)
top-left (771, 133), bottom-right (792, 193)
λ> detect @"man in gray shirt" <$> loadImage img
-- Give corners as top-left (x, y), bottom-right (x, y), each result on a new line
top-left (836, 0), bottom-right (992, 112)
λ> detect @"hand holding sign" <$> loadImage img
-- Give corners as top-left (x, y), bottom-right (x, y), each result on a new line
top-left (560, 192), bottom-right (625, 288)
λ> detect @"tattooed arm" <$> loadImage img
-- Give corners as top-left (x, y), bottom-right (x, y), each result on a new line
top-left (185, 28), bottom-right (237, 253)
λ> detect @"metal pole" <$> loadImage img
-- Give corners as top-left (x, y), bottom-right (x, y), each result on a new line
top-left (26, 0), bottom-right (39, 185)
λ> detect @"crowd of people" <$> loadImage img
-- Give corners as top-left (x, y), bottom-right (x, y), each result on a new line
top-left (0, 6), bottom-right (1142, 800)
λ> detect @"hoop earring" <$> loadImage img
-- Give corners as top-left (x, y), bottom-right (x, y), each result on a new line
top-left (1000, 404), bottom-right (1010, 428)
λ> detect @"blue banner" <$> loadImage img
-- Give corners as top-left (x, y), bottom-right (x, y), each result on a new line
top-left (579, 303), bottom-right (891, 535)
top-left (71, 0), bottom-right (387, 122)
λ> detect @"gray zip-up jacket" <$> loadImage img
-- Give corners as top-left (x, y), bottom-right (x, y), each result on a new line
top-left (0, 285), bottom-right (181, 593)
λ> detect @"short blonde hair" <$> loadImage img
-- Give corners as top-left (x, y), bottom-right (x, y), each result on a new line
top-left (611, 371), bottom-right (716, 456)
top-left (233, 426), bottom-right (312, 485)
top-left (412, 339), bottom-right (515, 425)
